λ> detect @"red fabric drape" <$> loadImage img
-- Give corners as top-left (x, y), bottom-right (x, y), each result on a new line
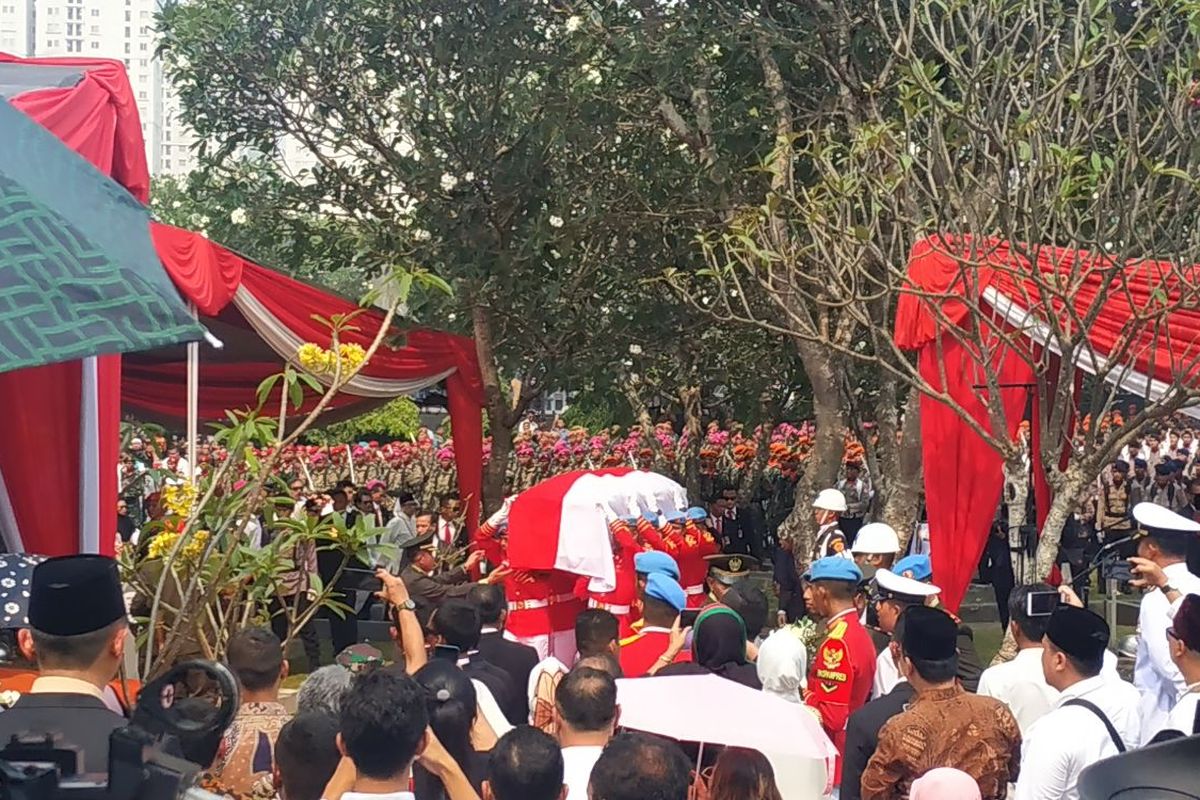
top-left (916, 340), bottom-right (1030, 611)
top-left (0, 55), bottom-right (147, 556)
top-left (506, 469), bottom-right (631, 570)
top-left (2, 55), bottom-right (150, 203)
top-left (150, 223), bottom-right (243, 315)
top-left (0, 363), bottom-right (83, 555)
top-left (147, 224), bottom-right (487, 530)
top-left (896, 234), bottom-right (1200, 608)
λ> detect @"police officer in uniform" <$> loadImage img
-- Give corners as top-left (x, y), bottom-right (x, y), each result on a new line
top-left (0, 555), bottom-right (129, 774)
top-left (811, 488), bottom-right (851, 564)
top-left (618, 574), bottom-right (687, 678)
top-left (869, 566), bottom-right (941, 698)
top-left (801, 557), bottom-right (877, 788)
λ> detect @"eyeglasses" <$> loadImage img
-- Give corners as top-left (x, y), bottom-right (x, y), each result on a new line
top-left (1168, 628), bottom-right (1180, 642)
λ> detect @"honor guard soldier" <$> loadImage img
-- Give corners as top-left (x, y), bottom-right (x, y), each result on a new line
top-left (812, 489), bottom-right (851, 563)
top-left (618, 573), bottom-right (689, 678)
top-left (585, 516), bottom-right (642, 637)
top-left (802, 556), bottom-right (877, 786)
top-left (669, 509), bottom-right (720, 608)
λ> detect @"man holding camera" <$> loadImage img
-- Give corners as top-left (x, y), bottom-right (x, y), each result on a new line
top-left (0, 555), bottom-right (129, 774)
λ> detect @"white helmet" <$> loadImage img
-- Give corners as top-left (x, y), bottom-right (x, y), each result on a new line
top-left (812, 488), bottom-right (847, 513)
top-left (850, 522), bottom-right (900, 555)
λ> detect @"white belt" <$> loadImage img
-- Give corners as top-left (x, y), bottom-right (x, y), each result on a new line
top-left (684, 584), bottom-right (705, 595)
top-left (508, 592), bottom-right (576, 612)
top-left (588, 599), bottom-right (632, 615)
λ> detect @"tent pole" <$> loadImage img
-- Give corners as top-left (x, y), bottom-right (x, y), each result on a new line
top-left (187, 303), bottom-right (199, 487)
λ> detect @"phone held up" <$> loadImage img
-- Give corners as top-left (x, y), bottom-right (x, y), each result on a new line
top-left (1026, 591), bottom-right (1060, 617)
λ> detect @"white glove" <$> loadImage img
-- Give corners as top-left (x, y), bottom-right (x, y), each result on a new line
top-left (486, 495), bottom-right (515, 529)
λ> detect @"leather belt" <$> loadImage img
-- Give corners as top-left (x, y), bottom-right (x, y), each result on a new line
top-left (509, 592), bottom-right (577, 612)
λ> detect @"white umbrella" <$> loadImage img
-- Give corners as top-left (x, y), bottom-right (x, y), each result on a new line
top-left (616, 674), bottom-right (836, 798)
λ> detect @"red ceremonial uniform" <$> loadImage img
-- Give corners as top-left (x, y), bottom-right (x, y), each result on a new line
top-left (618, 626), bottom-right (691, 678)
top-left (548, 569), bottom-right (585, 633)
top-left (587, 520), bottom-right (641, 637)
top-left (635, 517), bottom-right (672, 553)
top-left (803, 607), bottom-right (877, 785)
top-left (504, 570), bottom-right (559, 639)
top-left (674, 522), bottom-right (721, 609)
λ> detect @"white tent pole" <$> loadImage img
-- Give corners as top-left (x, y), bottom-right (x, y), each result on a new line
top-left (347, 444), bottom-right (357, 485)
top-left (187, 303), bottom-right (199, 487)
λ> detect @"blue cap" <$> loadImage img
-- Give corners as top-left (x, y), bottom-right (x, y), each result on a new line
top-left (634, 551), bottom-right (680, 581)
top-left (621, 516), bottom-right (640, 526)
top-left (803, 556), bottom-right (862, 583)
top-left (893, 554), bottom-right (933, 582)
top-left (641, 509), bottom-right (659, 524)
top-left (685, 507), bottom-right (708, 521)
top-left (664, 509), bottom-right (686, 522)
top-left (644, 572), bottom-right (686, 612)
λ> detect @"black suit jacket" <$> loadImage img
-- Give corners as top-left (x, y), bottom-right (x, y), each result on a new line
top-left (475, 630), bottom-right (539, 701)
top-left (460, 653), bottom-right (525, 725)
top-left (0, 692), bottom-right (126, 775)
top-left (840, 681), bottom-right (916, 800)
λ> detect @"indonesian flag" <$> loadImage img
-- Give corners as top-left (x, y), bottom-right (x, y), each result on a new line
top-left (505, 469), bottom-right (689, 592)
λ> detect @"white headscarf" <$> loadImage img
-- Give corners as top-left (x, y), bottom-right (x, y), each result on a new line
top-left (756, 626), bottom-right (808, 702)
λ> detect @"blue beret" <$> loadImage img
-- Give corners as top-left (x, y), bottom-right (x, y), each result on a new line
top-left (620, 516), bottom-right (640, 526)
top-left (663, 509), bottom-right (686, 522)
top-left (634, 551), bottom-right (680, 581)
top-left (803, 556), bottom-right (862, 583)
top-left (641, 509), bottom-right (658, 524)
top-left (1134, 457), bottom-right (1148, 468)
top-left (644, 572), bottom-right (686, 612)
top-left (893, 554), bottom-right (934, 582)
top-left (685, 507), bottom-right (708, 521)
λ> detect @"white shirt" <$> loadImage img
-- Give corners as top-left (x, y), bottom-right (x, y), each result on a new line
top-left (1014, 675), bottom-right (1142, 800)
top-left (471, 679), bottom-right (513, 739)
top-left (1159, 685), bottom-right (1200, 737)
top-left (1134, 562), bottom-right (1200, 740)
top-left (561, 745), bottom-right (604, 800)
top-left (873, 647), bottom-right (901, 699)
top-left (978, 647), bottom-right (1122, 735)
top-left (978, 647), bottom-right (1059, 735)
top-left (437, 519), bottom-right (458, 551)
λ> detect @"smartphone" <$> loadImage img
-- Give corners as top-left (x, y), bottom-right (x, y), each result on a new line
top-left (679, 609), bottom-right (700, 628)
top-left (432, 644), bottom-right (461, 662)
top-left (1026, 591), bottom-right (1060, 617)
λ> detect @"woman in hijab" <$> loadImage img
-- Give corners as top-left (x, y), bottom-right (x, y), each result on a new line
top-left (756, 626), bottom-right (807, 703)
top-left (658, 605), bottom-right (762, 689)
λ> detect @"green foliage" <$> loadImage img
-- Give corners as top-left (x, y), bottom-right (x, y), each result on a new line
top-left (315, 397), bottom-right (421, 442)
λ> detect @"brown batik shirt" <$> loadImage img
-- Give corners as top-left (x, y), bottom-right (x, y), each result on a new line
top-left (860, 684), bottom-right (1021, 800)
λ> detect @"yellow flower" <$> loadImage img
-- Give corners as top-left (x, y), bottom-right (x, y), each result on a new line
top-left (161, 483), bottom-right (197, 518)
top-left (182, 530), bottom-right (211, 561)
top-left (338, 342), bottom-right (367, 372)
top-left (147, 531), bottom-right (180, 560)
top-left (297, 342), bottom-right (328, 373)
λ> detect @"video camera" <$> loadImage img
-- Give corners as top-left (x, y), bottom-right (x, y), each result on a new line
top-left (0, 659), bottom-right (239, 800)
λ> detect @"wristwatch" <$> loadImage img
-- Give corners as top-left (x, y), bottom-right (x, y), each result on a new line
top-left (396, 598), bottom-right (417, 611)
top-left (1161, 584), bottom-right (1178, 594)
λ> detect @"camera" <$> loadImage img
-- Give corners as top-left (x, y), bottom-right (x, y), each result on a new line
top-left (0, 660), bottom-right (239, 800)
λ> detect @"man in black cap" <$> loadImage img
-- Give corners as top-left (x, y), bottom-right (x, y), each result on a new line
top-left (702, 553), bottom-right (758, 604)
top-left (398, 529), bottom-right (487, 629)
top-left (1013, 605), bottom-right (1141, 800)
top-left (861, 606), bottom-right (1020, 800)
top-left (0, 555), bottom-right (129, 774)
top-left (1148, 462), bottom-right (1189, 513)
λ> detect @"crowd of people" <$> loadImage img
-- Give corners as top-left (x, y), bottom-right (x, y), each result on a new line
top-left (9, 470), bottom-right (1200, 799)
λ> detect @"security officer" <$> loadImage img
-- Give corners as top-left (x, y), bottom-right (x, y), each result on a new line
top-left (628, 551), bottom-right (680, 634)
top-left (618, 573), bottom-right (688, 678)
top-left (802, 556), bottom-right (876, 787)
top-left (399, 530), bottom-right (488, 628)
top-left (0, 555), bottom-right (130, 774)
top-left (703, 553), bottom-right (759, 604)
top-left (812, 489), bottom-right (851, 563)
top-left (1128, 501), bottom-right (1200, 740)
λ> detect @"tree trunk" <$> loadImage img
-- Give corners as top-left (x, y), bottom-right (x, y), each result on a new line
top-left (679, 385), bottom-right (703, 499)
top-left (778, 343), bottom-right (846, 561)
top-left (1034, 477), bottom-right (1079, 581)
top-left (472, 302), bottom-right (511, 515)
top-left (877, 386), bottom-right (924, 547)
top-left (1004, 456), bottom-right (1030, 584)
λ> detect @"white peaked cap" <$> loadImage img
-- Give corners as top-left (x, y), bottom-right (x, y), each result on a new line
top-left (1132, 502), bottom-right (1200, 533)
top-left (874, 568), bottom-right (940, 600)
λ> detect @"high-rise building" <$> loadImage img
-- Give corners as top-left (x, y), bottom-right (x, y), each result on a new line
top-left (0, 0), bottom-right (35, 56)
top-left (2, 0), bottom-right (195, 177)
